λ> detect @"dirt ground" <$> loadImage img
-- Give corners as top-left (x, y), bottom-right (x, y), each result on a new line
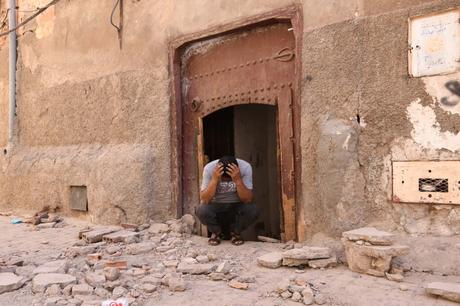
top-left (0, 215), bottom-right (459, 306)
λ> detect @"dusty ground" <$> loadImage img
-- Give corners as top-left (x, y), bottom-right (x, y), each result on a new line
top-left (0, 215), bottom-right (459, 306)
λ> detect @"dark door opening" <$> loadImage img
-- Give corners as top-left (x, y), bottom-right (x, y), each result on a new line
top-left (202, 104), bottom-right (281, 240)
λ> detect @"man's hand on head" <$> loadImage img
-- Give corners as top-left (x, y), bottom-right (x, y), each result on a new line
top-left (227, 163), bottom-right (242, 182)
top-left (212, 163), bottom-right (224, 182)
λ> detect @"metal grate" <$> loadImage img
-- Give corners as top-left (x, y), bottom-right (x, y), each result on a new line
top-left (418, 178), bottom-right (448, 193)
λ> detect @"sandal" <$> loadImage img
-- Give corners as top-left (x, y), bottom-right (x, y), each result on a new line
top-left (230, 233), bottom-right (244, 246)
top-left (208, 233), bottom-right (221, 246)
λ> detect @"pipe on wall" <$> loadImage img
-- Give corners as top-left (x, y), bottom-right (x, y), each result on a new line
top-left (8, 0), bottom-right (16, 147)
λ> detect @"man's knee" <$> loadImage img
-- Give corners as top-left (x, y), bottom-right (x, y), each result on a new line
top-left (196, 204), bottom-right (214, 223)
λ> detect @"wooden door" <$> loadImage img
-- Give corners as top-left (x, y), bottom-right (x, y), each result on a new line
top-left (181, 22), bottom-right (297, 240)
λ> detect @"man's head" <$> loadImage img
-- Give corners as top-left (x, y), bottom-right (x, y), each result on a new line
top-left (218, 155), bottom-right (238, 178)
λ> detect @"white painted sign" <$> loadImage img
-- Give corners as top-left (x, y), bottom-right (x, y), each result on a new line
top-left (102, 299), bottom-right (129, 306)
top-left (409, 9), bottom-right (460, 77)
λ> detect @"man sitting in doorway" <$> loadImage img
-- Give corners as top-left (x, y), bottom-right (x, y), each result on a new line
top-left (196, 156), bottom-right (259, 246)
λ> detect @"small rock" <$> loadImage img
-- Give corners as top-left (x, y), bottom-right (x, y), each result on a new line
top-left (215, 261), bottom-right (231, 274)
top-left (228, 280), bottom-right (249, 290)
top-left (314, 293), bottom-right (327, 305)
top-left (163, 260), bottom-right (179, 268)
top-left (288, 284), bottom-right (304, 293)
top-left (85, 271), bottom-right (106, 287)
top-left (32, 273), bottom-right (76, 293)
top-left (149, 223), bottom-right (169, 234)
top-left (207, 254), bottom-right (218, 262)
top-left (425, 282), bottom-right (460, 303)
top-left (142, 283), bottom-right (157, 293)
top-left (126, 242), bottom-right (155, 255)
top-left (94, 287), bottom-right (110, 298)
top-left (276, 279), bottom-right (290, 293)
top-left (257, 235), bottom-right (280, 243)
top-left (237, 276), bottom-right (256, 283)
top-left (177, 262), bottom-right (217, 275)
top-left (385, 272), bottom-right (403, 282)
top-left (33, 260), bottom-right (68, 274)
top-left (141, 275), bottom-right (162, 286)
top-left (104, 267), bottom-right (120, 281)
top-left (72, 284), bottom-right (93, 296)
top-left (280, 291), bottom-right (292, 299)
top-left (301, 287), bottom-right (314, 305)
top-left (209, 272), bottom-right (225, 281)
top-left (168, 277), bottom-right (186, 292)
top-left (257, 252), bottom-right (283, 269)
top-left (130, 288), bottom-right (141, 298)
top-left (112, 286), bottom-right (127, 298)
top-left (196, 255), bottom-right (209, 264)
top-left (399, 284), bottom-right (409, 291)
top-left (45, 284), bottom-right (62, 296)
top-left (291, 291), bottom-right (302, 302)
top-left (62, 284), bottom-right (73, 296)
top-left (105, 245), bottom-right (121, 255)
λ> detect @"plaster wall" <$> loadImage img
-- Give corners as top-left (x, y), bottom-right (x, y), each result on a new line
top-left (0, 0), bottom-right (459, 236)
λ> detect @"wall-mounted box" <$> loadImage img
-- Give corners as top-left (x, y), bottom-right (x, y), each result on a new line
top-left (69, 186), bottom-right (88, 211)
top-left (408, 9), bottom-right (460, 77)
top-left (392, 161), bottom-right (460, 204)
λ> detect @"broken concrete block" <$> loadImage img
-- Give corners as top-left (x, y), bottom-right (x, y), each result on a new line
top-left (228, 280), bottom-right (249, 290)
top-left (176, 262), bottom-right (217, 275)
top-left (32, 273), bottom-right (76, 293)
top-left (257, 252), bottom-right (283, 268)
top-left (216, 261), bottom-right (231, 274)
top-left (196, 255), bottom-right (209, 264)
top-left (342, 227), bottom-right (395, 245)
top-left (45, 283), bottom-right (62, 296)
top-left (85, 271), bottom-right (106, 287)
top-left (148, 223), bottom-right (169, 234)
top-left (0, 273), bottom-right (24, 294)
top-left (385, 272), bottom-right (403, 282)
top-left (209, 272), bottom-right (226, 281)
top-left (72, 284), bottom-right (94, 296)
top-left (342, 239), bottom-right (409, 276)
top-left (283, 246), bottom-right (331, 260)
top-left (425, 282), bottom-right (460, 303)
top-left (81, 228), bottom-right (119, 243)
top-left (167, 277), bottom-right (186, 292)
top-left (126, 242), bottom-right (155, 255)
top-left (33, 260), bottom-right (68, 274)
top-left (103, 267), bottom-right (120, 281)
top-left (308, 256), bottom-right (337, 269)
top-left (104, 260), bottom-right (127, 270)
top-left (291, 291), bottom-right (302, 302)
top-left (302, 286), bottom-right (314, 305)
top-left (102, 230), bottom-right (139, 243)
top-left (142, 283), bottom-right (157, 293)
top-left (112, 286), bottom-right (127, 298)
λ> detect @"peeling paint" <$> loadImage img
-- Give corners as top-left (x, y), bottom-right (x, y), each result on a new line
top-left (407, 98), bottom-right (460, 151)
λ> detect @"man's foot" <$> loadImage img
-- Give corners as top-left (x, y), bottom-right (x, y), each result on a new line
top-left (208, 233), bottom-right (221, 246)
top-left (230, 233), bottom-right (244, 246)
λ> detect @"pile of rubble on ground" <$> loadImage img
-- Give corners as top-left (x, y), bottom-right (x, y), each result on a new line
top-left (0, 213), bottom-right (259, 306)
top-left (341, 227), bottom-right (409, 281)
top-left (270, 275), bottom-right (327, 305)
top-left (257, 245), bottom-right (336, 270)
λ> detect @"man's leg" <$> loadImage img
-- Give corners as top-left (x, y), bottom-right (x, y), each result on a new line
top-left (231, 203), bottom-right (260, 235)
top-left (195, 203), bottom-right (226, 235)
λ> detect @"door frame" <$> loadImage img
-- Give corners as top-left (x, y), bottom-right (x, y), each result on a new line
top-left (168, 4), bottom-right (303, 240)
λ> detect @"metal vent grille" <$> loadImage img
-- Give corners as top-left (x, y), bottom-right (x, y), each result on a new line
top-left (418, 178), bottom-right (448, 193)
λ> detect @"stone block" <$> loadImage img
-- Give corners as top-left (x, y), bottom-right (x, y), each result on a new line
top-left (102, 230), bottom-right (139, 243)
top-left (32, 273), bottom-right (76, 293)
top-left (33, 260), bottom-right (68, 274)
top-left (257, 252), bottom-right (283, 268)
top-left (342, 227), bottom-right (395, 245)
top-left (425, 282), bottom-right (460, 303)
top-left (177, 262), bottom-right (217, 274)
top-left (0, 273), bottom-right (24, 294)
top-left (283, 246), bottom-right (331, 260)
top-left (308, 256), bottom-right (337, 269)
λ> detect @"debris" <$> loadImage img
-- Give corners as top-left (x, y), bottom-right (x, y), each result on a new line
top-left (291, 291), bottom-right (302, 302)
top-left (167, 277), bottom-right (186, 292)
top-left (86, 253), bottom-right (102, 262)
top-left (257, 252), bottom-right (283, 268)
top-left (104, 267), bottom-right (120, 281)
top-left (228, 280), bottom-right (249, 290)
top-left (302, 286), bottom-right (314, 305)
top-left (196, 255), bottom-right (209, 264)
top-left (45, 283), bottom-right (61, 296)
top-left (425, 282), bottom-right (460, 303)
top-left (216, 261), bottom-right (231, 274)
top-left (102, 230), bottom-right (139, 243)
top-left (32, 273), bottom-right (76, 293)
top-left (257, 235), bottom-right (281, 243)
top-left (105, 260), bottom-right (127, 270)
top-left (209, 272), bottom-right (226, 281)
top-left (385, 272), bottom-right (403, 282)
top-left (121, 223), bottom-right (139, 231)
top-left (308, 256), bottom-right (337, 269)
top-left (280, 291), bottom-right (292, 299)
top-left (142, 283), bottom-right (157, 293)
top-left (176, 262), bottom-right (217, 275)
top-left (72, 284), bottom-right (94, 296)
top-left (126, 242), bottom-right (155, 255)
top-left (112, 286), bottom-right (127, 298)
top-left (10, 218), bottom-right (23, 224)
top-left (33, 260), bottom-right (68, 274)
top-left (342, 227), bottom-right (395, 246)
top-left (314, 293), bottom-right (328, 305)
top-left (0, 273), bottom-right (24, 294)
top-left (36, 222), bottom-right (56, 229)
top-left (81, 228), bottom-right (119, 243)
top-left (148, 223), bottom-right (170, 234)
top-left (85, 271), bottom-right (106, 287)
top-left (399, 284), bottom-right (409, 291)
top-left (282, 246), bottom-right (332, 267)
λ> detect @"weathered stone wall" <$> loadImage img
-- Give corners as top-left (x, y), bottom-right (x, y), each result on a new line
top-left (0, 0), bottom-right (459, 236)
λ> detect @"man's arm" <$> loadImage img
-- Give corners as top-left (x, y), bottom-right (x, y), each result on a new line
top-left (227, 163), bottom-right (253, 203)
top-left (200, 163), bottom-right (224, 204)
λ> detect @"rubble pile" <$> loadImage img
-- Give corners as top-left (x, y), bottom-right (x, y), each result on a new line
top-left (257, 246), bottom-right (336, 269)
top-left (271, 276), bottom-right (327, 305)
top-left (341, 227), bottom-right (409, 280)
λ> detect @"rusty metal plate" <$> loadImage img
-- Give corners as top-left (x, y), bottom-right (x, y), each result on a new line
top-left (181, 22), bottom-right (297, 240)
top-left (69, 186), bottom-right (88, 211)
